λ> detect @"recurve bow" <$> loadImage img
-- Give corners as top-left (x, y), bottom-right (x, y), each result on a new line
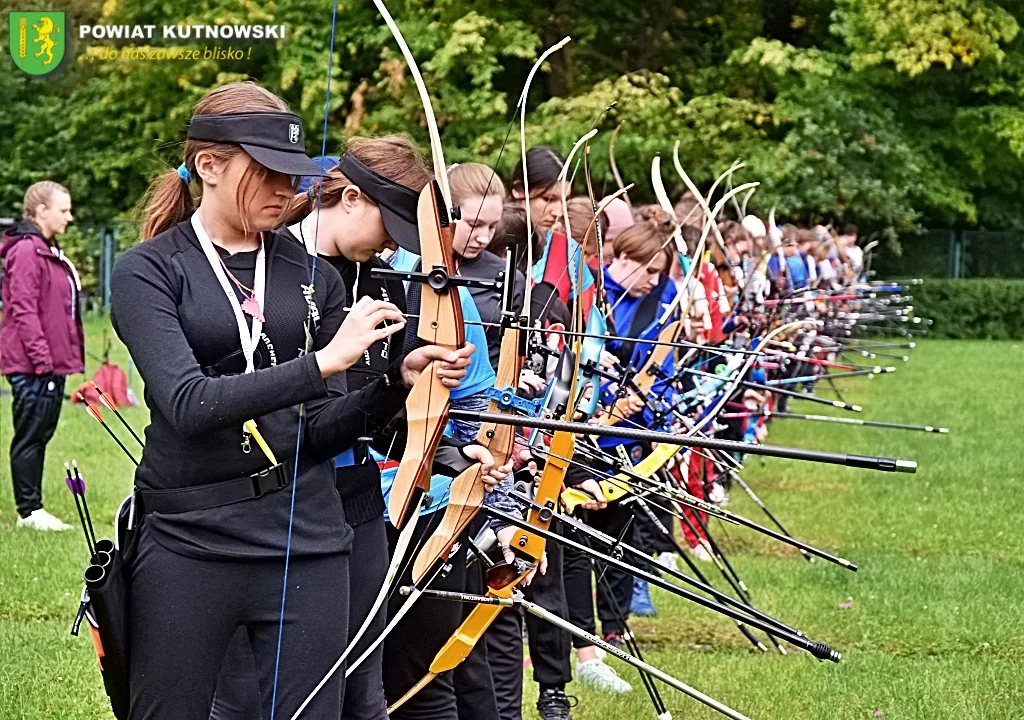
top-left (375, 0), bottom-right (465, 531)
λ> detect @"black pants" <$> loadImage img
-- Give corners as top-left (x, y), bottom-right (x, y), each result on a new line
top-left (129, 525), bottom-right (349, 720)
top-left (210, 517), bottom-right (390, 720)
top-left (7, 373), bottom-right (64, 517)
top-left (382, 511), bottom-right (469, 720)
top-left (454, 518), bottom-right (499, 720)
top-left (486, 540), bottom-right (572, 720)
top-left (562, 504), bottom-right (634, 645)
top-left (632, 499), bottom-right (675, 555)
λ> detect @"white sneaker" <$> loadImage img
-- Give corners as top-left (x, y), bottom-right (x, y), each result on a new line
top-left (576, 658), bottom-right (633, 694)
top-left (656, 552), bottom-right (680, 572)
top-left (17, 509), bottom-right (72, 532)
top-left (689, 544), bottom-right (714, 563)
top-left (707, 482), bottom-right (729, 505)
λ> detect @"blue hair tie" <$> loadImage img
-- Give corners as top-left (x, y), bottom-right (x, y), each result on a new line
top-left (177, 163), bottom-right (191, 183)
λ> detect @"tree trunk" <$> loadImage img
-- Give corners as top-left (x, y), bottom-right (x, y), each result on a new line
top-left (543, 0), bottom-right (575, 97)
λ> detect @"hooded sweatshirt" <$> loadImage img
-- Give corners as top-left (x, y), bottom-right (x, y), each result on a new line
top-left (0, 221), bottom-right (84, 376)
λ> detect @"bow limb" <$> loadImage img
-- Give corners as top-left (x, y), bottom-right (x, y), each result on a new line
top-left (393, 346), bottom-right (567, 715)
top-left (672, 141), bottom-right (739, 269)
top-left (385, 567), bottom-right (521, 715)
top-left (410, 318), bottom-right (525, 584)
top-left (767, 205), bottom-right (791, 289)
top-left (520, 36), bottom-right (571, 312)
top-left (389, 382), bottom-right (574, 716)
top-left (608, 123), bottom-right (632, 209)
top-left (705, 159), bottom-right (744, 210)
top-left (371, 0), bottom-right (451, 206)
top-left (655, 158), bottom-right (758, 322)
top-left (372, 0), bottom-right (465, 529)
top-left (740, 186), bottom-right (756, 217)
top-left (557, 129), bottom-right (599, 248)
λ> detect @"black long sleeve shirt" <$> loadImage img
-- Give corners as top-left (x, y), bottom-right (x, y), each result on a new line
top-left (110, 220), bottom-right (406, 558)
top-left (317, 250), bottom-right (407, 525)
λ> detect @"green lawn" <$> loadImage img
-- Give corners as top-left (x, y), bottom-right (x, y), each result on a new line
top-left (1, 327), bottom-right (1021, 719)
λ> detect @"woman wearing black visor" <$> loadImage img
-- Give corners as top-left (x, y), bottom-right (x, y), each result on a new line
top-left (208, 137), bottom-right (511, 720)
top-left (111, 82), bottom-right (473, 720)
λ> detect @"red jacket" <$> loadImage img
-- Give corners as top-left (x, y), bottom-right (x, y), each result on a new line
top-left (0, 222), bottom-right (85, 376)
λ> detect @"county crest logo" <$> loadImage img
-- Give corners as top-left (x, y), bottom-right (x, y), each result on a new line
top-left (9, 11), bottom-right (66, 76)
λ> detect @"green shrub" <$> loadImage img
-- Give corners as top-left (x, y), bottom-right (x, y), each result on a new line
top-left (908, 279), bottom-right (1024, 339)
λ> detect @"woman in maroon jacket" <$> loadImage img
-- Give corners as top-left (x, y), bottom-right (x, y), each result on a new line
top-left (0, 180), bottom-right (83, 531)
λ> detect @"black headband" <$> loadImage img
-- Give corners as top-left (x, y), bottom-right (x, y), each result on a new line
top-left (338, 153), bottom-right (423, 253)
top-left (337, 154), bottom-right (419, 224)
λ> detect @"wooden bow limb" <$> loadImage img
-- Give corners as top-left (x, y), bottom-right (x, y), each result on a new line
top-left (410, 319), bottom-right (524, 584)
top-left (391, 358), bottom-right (574, 713)
top-left (387, 175), bottom-right (465, 531)
top-left (415, 587), bottom-right (756, 720)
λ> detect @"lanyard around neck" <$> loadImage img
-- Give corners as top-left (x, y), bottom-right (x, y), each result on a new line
top-left (192, 213), bottom-right (266, 374)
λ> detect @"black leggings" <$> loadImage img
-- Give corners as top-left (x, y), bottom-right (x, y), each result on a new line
top-left (382, 511), bottom-right (468, 720)
top-left (562, 504), bottom-right (634, 644)
top-left (210, 517), bottom-right (390, 720)
top-left (128, 525), bottom-right (349, 720)
top-left (486, 539), bottom-right (572, 720)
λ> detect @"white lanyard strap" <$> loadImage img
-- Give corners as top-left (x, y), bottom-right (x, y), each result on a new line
top-left (192, 213), bottom-right (266, 374)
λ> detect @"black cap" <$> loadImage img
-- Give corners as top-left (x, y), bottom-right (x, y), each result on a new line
top-left (188, 112), bottom-right (322, 177)
top-left (337, 153), bottom-right (423, 254)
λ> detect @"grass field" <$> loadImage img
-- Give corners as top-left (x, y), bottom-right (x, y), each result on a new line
top-left (1, 324), bottom-right (1022, 719)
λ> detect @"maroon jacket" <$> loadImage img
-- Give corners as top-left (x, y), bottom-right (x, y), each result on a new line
top-left (0, 222), bottom-right (85, 376)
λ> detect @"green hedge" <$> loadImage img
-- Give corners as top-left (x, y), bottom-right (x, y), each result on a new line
top-left (907, 279), bottom-right (1024, 339)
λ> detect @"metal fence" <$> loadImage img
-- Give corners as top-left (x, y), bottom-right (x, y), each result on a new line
top-left (872, 229), bottom-right (1024, 279)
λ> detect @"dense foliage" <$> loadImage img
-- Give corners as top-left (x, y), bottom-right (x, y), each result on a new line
top-left (4, 0), bottom-right (1024, 282)
top-left (909, 278), bottom-right (1024, 338)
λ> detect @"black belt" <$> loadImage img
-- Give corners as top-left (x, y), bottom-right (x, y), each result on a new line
top-left (137, 463), bottom-right (290, 515)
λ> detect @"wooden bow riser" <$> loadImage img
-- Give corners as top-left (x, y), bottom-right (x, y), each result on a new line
top-left (417, 183), bottom-right (464, 348)
top-left (389, 185), bottom-right (465, 530)
top-left (411, 327), bottom-right (523, 583)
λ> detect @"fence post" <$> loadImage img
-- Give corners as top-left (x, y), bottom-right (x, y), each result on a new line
top-left (102, 226), bottom-right (115, 311)
top-left (952, 231), bottom-right (963, 279)
top-left (947, 231), bottom-right (955, 278)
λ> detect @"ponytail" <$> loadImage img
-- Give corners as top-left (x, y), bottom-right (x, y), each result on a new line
top-left (140, 168), bottom-right (195, 241)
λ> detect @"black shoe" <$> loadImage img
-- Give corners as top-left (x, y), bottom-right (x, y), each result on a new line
top-left (536, 688), bottom-right (577, 720)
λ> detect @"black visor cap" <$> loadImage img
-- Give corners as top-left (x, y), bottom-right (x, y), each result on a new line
top-left (188, 112), bottom-right (322, 177)
top-left (338, 153), bottom-right (423, 254)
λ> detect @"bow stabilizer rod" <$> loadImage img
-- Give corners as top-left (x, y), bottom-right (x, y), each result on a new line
top-left (451, 410), bottom-right (918, 473)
